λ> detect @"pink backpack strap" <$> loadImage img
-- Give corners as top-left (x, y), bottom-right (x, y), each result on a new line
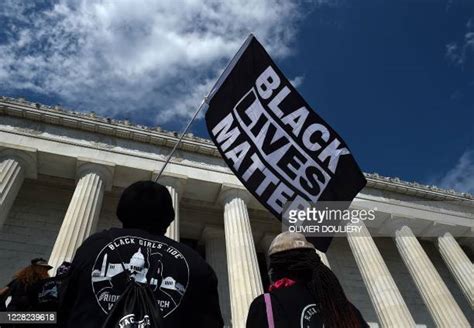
top-left (264, 293), bottom-right (275, 328)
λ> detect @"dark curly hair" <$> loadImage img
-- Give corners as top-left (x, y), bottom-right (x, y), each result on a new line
top-left (14, 264), bottom-right (49, 287)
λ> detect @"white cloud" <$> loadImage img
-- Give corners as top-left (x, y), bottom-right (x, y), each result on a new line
top-left (290, 75), bottom-right (304, 88)
top-left (435, 149), bottom-right (474, 194)
top-left (0, 0), bottom-right (320, 126)
top-left (446, 17), bottom-right (474, 68)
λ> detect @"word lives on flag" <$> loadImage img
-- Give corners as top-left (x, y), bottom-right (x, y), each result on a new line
top-left (205, 35), bottom-right (366, 247)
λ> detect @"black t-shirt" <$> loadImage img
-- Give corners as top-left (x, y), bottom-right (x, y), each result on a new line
top-left (60, 228), bottom-right (223, 328)
top-left (246, 283), bottom-right (368, 328)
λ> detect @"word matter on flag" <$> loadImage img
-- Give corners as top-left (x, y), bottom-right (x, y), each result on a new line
top-left (204, 35), bottom-right (366, 250)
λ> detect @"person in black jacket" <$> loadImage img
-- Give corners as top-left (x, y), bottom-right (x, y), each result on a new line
top-left (247, 232), bottom-right (368, 328)
top-left (1, 258), bottom-right (52, 311)
top-left (29, 261), bottom-right (72, 312)
top-left (60, 181), bottom-right (223, 328)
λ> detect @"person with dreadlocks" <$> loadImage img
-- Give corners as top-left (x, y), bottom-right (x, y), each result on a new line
top-left (246, 232), bottom-right (368, 328)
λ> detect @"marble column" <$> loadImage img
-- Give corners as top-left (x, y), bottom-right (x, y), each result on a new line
top-left (49, 162), bottom-right (113, 271)
top-left (220, 186), bottom-right (263, 328)
top-left (0, 158), bottom-right (24, 228)
top-left (203, 226), bottom-right (231, 327)
top-left (438, 232), bottom-right (474, 308)
top-left (155, 173), bottom-right (186, 242)
top-left (347, 221), bottom-right (415, 327)
top-left (165, 185), bottom-right (179, 241)
top-left (396, 226), bottom-right (469, 327)
top-left (0, 149), bottom-right (36, 229)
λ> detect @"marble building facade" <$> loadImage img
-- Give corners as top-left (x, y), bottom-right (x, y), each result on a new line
top-left (0, 97), bottom-right (472, 327)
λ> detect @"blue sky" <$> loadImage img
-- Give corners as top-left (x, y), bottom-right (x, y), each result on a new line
top-left (0, 0), bottom-right (473, 193)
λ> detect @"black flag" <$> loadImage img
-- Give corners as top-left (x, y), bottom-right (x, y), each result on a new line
top-left (205, 35), bottom-right (366, 251)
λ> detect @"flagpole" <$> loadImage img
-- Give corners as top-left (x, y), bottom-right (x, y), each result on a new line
top-left (153, 98), bottom-right (208, 182)
top-left (154, 33), bottom-right (255, 182)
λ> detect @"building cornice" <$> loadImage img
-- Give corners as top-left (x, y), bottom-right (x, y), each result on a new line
top-left (364, 173), bottom-right (473, 201)
top-left (0, 96), bottom-right (219, 158)
top-left (1, 96), bottom-right (472, 201)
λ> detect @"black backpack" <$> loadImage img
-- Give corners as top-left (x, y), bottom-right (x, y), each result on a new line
top-left (102, 234), bottom-right (164, 328)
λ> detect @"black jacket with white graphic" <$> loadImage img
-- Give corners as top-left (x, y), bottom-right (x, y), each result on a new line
top-left (246, 283), bottom-right (368, 328)
top-left (5, 279), bottom-right (36, 311)
top-left (60, 228), bottom-right (223, 328)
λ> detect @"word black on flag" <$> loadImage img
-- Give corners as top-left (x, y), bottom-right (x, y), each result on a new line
top-left (205, 35), bottom-right (366, 251)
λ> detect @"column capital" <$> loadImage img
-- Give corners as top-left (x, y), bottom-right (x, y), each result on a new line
top-left (0, 146), bottom-right (37, 179)
top-left (218, 183), bottom-right (251, 205)
top-left (439, 231), bottom-right (454, 240)
top-left (76, 158), bottom-right (115, 191)
top-left (154, 172), bottom-right (187, 195)
top-left (395, 224), bottom-right (414, 237)
top-left (201, 225), bottom-right (225, 242)
top-left (377, 214), bottom-right (429, 237)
